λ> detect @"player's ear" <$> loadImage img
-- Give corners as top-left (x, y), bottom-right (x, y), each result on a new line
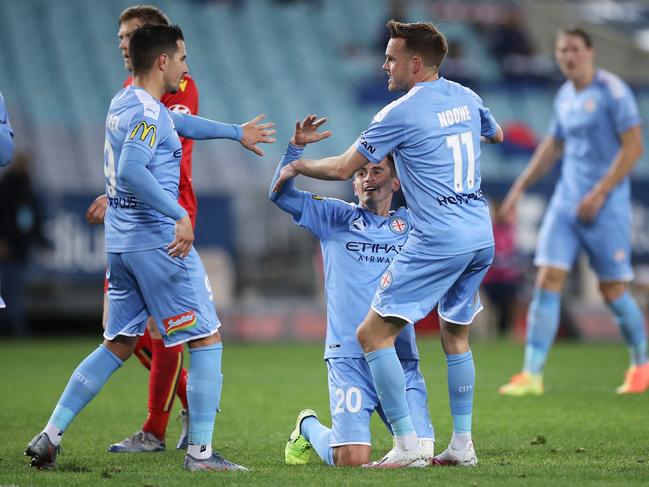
top-left (392, 177), bottom-right (401, 192)
top-left (412, 56), bottom-right (422, 75)
top-left (158, 53), bottom-right (168, 71)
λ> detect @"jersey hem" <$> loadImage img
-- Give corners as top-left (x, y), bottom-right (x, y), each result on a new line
top-left (438, 305), bottom-right (484, 325)
top-left (370, 305), bottom-right (415, 324)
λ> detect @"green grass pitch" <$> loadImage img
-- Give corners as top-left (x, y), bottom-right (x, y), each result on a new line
top-left (1, 337), bottom-right (648, 486)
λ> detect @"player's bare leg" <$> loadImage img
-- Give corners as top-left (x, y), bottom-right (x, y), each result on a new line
top-left (600, 281), bottom-right (649, 393)
top-left (500, 266), bottom-right (567, 396)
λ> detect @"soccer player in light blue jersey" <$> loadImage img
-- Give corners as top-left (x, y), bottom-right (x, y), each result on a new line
top-left (498, 28), bottom-right (646, 396)
top-left (273, 21), bottom-right (503, 468)
top-left (0, 89), bottom-right (14, 309)
top-left (271, 115), bottom-right (434, 467)
top-left (25, 24), bottom-right (275, 472)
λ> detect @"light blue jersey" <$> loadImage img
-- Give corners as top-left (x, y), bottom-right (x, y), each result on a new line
top-left (548, 69), bottom-right (642, 211)
top-left (104, 86), bottom-right (182, 253)
top-left (0, 90), bottom-right (14, 167)
top-left (355, 78), bottom-right (498, 256)
top-left (297, 197), bottom-right (418, 360)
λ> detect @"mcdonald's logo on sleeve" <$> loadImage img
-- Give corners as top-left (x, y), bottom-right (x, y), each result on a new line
top-left (129, 121), bottom-right (157, 148)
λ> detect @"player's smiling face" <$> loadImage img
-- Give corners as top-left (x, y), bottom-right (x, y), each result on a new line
top-left (163, 40), bottom-right (188, 93)
top-left (555, 33), bottom-right (593, 82)
top-left (118, 18), bottom-right (142, 72)
top-left (383, 38), bottom-right (412, 92)
top-left (353, 158), bottom-right (400, 210)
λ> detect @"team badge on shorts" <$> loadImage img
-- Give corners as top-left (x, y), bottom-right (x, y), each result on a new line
top-left (163, 310), bottom-right (197, 336)
top-left (388, 216), bottom-right (408, 234)
top-left (380, 270), bottom-right (393, 289)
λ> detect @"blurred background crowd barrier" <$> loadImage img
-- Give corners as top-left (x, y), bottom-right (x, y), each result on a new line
top-left (1, 0), bottom-right (648, 340)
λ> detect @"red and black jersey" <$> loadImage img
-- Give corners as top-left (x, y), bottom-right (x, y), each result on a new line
top-left (123, 75), bottom-right (199, 228)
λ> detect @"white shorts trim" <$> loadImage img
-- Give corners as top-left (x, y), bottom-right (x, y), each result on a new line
top-left (533, 258), bottom-right (572, 271)
top-left (103, 330), bottom-right (145, 341)
top-left (598, 273), bottom-right (634, 283)
top-left (165, 324), bottom-right (221, 347)
top-left (370, 305), bottom-right (415, 325)
top-left (438, 305), bottom-right (484, 326)
top-left (329, 441), bottom-right (372, 448)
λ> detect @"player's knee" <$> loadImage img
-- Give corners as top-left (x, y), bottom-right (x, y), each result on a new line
top-left (599, 281), bottom-right (626, 303)
top-left (356, 323), bottom-right (371, 352)
top-left (536, 267), bottom-right (567, 292)
top-left (333, 446), bottom-right (370, 466)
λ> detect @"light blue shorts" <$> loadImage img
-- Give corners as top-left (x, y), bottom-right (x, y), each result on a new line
top-left (535, 201), bottom-right (633, 281)
top-left (372, 246), bottom-right (494, 325)
top-left (327, 357), bottom-right (434, 447)
top-left (105, 247), bottom-right (220, 347)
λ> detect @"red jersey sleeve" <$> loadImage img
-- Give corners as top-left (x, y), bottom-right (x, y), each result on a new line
top-left (162, 75), bottom-right (199, 228)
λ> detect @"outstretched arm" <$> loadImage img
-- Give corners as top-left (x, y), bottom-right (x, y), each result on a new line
top-left (498, 135), bottom-right (563, 219)
top-left (170, 112), bottom-right (276, 156)
top-left (269, 115), bottom-right (332, 219)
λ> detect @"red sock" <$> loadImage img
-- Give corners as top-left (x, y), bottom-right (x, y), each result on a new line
top-left (142, 338), bottom-right (184, 441)
top-left (133, 329), bottom-right (153, 370)
top-left (176, 367), bottom-right (189, 409)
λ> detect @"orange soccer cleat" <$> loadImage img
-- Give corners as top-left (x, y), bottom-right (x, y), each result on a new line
top-left (616, 363), bottom-right (649, 394)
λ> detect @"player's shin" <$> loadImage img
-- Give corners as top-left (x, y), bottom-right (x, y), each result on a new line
top-left (607, 292), bottom-right (649, 366)
top-left (301, 417), bottom-right (334, 465)
top-left (523, 288), bottom-right (561, 374)
top-left (365, 347), bottom-right (416, 451)
top-left (186, 342), bottom-right (223, 460)
top-left (446, 351), bottom-right (474, 449)
top-left (44, 345), bottom-right (123, 445)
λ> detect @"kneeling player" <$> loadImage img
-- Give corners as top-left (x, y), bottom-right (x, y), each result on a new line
top-left (270, 116), bottom-right (434, 466)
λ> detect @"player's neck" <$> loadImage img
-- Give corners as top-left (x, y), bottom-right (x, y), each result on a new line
top-left (362, 200), bottom-right (391, 217)
top-left (131, 75), bottom-right (165, 100)
top-left (571, 66), bottom-right (596, 91)
top-left (409, 71), bottom-right (439, 90)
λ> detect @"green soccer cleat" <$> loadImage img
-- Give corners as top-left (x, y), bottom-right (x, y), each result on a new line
top-left (498, 372), bottom-right (544, 396)
top-left (285, 409), bottom-right (317, 465)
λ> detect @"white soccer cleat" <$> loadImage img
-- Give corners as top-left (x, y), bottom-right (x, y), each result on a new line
top-left (363, 445), bottom-right (429, 469)
top-left (432, 440), bottom-right (478, 466)
top-left (419, 438), bottom-right (435, 463)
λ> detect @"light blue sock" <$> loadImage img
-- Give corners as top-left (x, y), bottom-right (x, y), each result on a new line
top-left (446, 351), bottom-right (474, 433)
top-left (187, 343), bottom-right (223, 447)
top-left (301, 416), bottom-right (334, 465)
top-left (523, 288), bottom-right (561, 374)
top-left (365, 347), bottom-right (413, 436)
top-left (48, 345), bottom-right (123, 432)
top-left (607, 292), bottom-right (648, 366)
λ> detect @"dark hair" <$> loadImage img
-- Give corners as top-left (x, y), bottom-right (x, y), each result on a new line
top-left (386, 20), bottom-right (448, 69)
top-left (129, 24), bottom-right (184, 75)
top-left (557, 27), bottom-right (593, 48)
top-left (119, 5), bottom-right (170, 26)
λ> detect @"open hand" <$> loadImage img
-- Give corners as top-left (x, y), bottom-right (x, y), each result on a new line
top-left (240, 114), bottom-right (276, 156)
top-left (291, 114), bottom-right (332, 147)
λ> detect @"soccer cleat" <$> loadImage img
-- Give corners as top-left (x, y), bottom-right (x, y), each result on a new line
top-left (176, 409), bottom-right (189, 450)
top-left (108, 430), bottom-right (165, 453)
top-left (616, 363), bottom-right (649, 394)
top-left (498, 372), bottom-right (544, 396)
top-left (183, 451), bottom-right (249, 472)
top-left (432, 440), bottom-right (478, 466)
top-left (25, 432), bottom-right (60, 470)
top-left (362, 445), bottom-right (429, 469)
top-left (285, 409), bottom-right (317, 465)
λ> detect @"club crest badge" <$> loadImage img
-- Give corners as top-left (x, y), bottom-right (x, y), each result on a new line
top-left (380, 270), bottom-right (393, 289)
top-left (389, 216), bottom-right (408, 234)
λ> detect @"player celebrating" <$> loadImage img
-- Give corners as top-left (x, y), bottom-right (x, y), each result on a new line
top-left (273, 21), bottom-right (503, 468)
top-left (271, 116), bottom-right (434, 467)
top-left (25, 24), bottom-right (274, 472)
top-left (85, 5), bottom-right (240, 453)
top-left (498, 28), bottom-right (646, 396)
